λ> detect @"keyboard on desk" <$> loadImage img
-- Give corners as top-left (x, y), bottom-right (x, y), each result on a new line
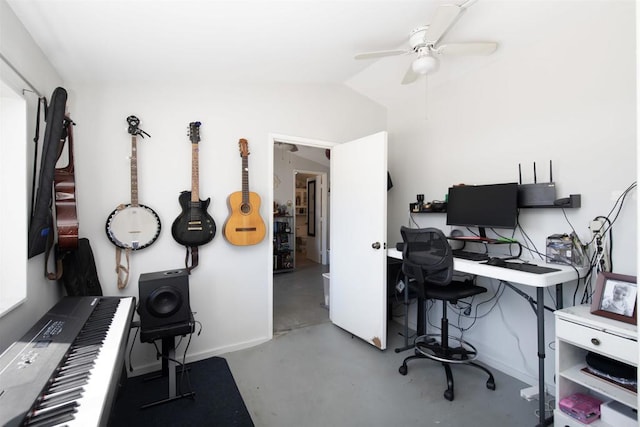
top-left (452, 250), bottom-right (489, 261)
top-left (485, 261), bottom-right (561, 274)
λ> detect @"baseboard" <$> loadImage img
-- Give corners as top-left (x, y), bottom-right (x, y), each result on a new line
top-left (129, 335), bottom-right (271, 378)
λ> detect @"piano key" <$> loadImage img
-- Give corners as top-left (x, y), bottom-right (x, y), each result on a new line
top-left (65, 297), bottom-right (134, 426)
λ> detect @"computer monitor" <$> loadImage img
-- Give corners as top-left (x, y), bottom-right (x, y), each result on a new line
top-left (446, 183), bottom-right (518, 238)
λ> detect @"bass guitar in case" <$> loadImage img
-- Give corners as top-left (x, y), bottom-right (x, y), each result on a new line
top-left (171, 121), bottom-right (216, 270)
top-left (223, 138), bottom-right (266, 245)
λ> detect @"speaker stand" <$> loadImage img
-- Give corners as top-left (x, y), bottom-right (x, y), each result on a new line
top-left (141, 336), bottom-right (195, 409)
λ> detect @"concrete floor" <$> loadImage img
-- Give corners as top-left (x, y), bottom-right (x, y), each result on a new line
top-left (273, 256), bottom-right (330, 335)
top-left (223, 261), bottom-right (551, 427)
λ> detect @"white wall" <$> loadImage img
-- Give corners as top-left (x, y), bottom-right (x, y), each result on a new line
top-left (0, 0), bottom-right (386, 371)
top-left (348, 1), bottom-right (636, 390)
top-left (66, 82), bottom-right (385, 372)
top-left (0, 0), bottom-right (65, 351)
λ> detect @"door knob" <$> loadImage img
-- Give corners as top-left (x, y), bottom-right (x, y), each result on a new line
top-left (372, 242), bottom-right (381, 249)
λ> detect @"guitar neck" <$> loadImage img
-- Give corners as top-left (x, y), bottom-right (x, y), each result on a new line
top-left (191, 143), bottom-right (200, 202)
top-left (130, 135), bottom-right (139, 206)
top-left (242, 155), bottom-right (249, 203)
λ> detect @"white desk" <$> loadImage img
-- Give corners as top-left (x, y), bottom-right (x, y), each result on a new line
top-left (388, 248), bottom-right (586, 427)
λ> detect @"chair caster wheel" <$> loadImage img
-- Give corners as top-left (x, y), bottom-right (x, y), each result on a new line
top-left (399, 365), bottom-right (408, 375)
top-left (444, 390), bottom-right (454, 401)
top-left (486, 379), bottom-right (496, 390)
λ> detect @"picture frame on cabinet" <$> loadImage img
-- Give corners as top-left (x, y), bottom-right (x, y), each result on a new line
top-left (591, 272), bottom-right (637, 324)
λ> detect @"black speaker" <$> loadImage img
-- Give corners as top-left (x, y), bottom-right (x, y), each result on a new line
top-left (138, 269), bottom-right (193, 342)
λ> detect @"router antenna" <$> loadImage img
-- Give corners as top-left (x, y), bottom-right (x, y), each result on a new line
top-left (533, 162), bottom-right (537, 183)
top-left (518, 164), bottom-right (522, 184)
top-left (549, 160), bottom-right (553, 182)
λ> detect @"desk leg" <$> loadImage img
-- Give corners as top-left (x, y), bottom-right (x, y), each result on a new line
top-left (555, 284), bottom-right (563, 310)
top-left (536, 287), bottom-right (551, 427)
top-left (416, 297), bottom-right (425, 336)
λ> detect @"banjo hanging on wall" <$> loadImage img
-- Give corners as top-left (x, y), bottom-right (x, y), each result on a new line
top-left (106, 115), bottom-right (161, 287)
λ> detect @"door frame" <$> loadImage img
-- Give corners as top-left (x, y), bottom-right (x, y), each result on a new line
top-left (268, 133), bottom-right (337, 336)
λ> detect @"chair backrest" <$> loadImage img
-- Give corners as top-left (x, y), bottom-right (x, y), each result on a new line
top-left (400, 227), bottom-right (453, 294)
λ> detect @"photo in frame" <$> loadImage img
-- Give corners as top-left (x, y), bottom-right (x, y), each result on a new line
top-left (590, 272), bottom-right (637, 324)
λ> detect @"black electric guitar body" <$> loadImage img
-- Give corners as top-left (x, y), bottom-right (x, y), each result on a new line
top-left (172, 190), bottom-right (215, 246)
top-left (171, 121), bottom-right (216, 247)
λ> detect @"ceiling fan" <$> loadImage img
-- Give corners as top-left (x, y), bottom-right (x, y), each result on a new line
top-left (275, 141), bottom-right (298, 152)
top-left (354, 2), bottom-right (497, 85)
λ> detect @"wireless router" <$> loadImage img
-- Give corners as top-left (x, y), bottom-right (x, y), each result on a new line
top-left (518, 161), bottom-right (557, 207)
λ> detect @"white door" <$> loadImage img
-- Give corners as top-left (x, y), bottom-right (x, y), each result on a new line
top-left (330, 131), bottom-right (387, 349)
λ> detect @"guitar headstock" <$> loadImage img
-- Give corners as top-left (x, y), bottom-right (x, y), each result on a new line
top-left (127, 115), bottom-right (150, 138)
top-left (189, 121), bottom-right (201, 144)
top-left (239, 138), bottom-right (249, 158)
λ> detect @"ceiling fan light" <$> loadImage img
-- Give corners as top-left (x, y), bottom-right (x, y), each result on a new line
top-left (412, 55), bottom-right (438, 75)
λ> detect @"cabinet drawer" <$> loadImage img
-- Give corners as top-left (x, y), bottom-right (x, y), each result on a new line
top-left (556, 319), bottom-right (637, 366)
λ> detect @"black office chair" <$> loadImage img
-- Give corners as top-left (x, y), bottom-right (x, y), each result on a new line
top-left (397, 226), bottom-right (495, 401)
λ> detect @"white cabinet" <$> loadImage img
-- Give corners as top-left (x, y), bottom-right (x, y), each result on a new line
top-left (554, 305), bottom-right (637, 427)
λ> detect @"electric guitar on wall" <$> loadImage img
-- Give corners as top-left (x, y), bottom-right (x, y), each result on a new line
top-left (223, 138), bottom-right (266, 245)
top-left (171, 121), bottom-right (216, 248)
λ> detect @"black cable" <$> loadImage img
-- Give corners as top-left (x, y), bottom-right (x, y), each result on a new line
top-left (560, 207), bottom-right (578, 236)
top-left (128, 325), bottom-right (140, 372)
top-left (178, 332), bottom-right (194, 395)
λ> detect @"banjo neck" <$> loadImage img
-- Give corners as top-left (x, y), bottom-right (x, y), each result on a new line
top-left (130, 134), bottom-right (139, 207)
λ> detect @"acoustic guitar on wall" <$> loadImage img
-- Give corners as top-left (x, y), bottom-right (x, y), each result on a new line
top-left (54, 117), bottom-right (79, 253)
top-left (223, 138), bottom-right (266, 246)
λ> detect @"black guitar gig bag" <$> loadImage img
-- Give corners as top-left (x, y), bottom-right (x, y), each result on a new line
top-left (59, 238), bottom-right (103, 296)
top-left (28, 87), bottom-right (68, 258)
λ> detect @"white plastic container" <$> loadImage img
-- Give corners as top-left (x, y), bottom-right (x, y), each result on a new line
top-left (322, 273), bottom-right (330, 308)
top-left (601, 400), bottom-right (637, 427)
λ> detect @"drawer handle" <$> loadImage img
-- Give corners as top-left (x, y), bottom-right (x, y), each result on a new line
top-left (590, 338), bottom-right (600, 346)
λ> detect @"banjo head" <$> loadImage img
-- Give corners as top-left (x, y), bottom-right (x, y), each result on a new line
top-left (106, 204), bottom-right (161, 250)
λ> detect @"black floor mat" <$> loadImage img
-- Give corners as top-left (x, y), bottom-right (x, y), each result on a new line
top-left (109, 356), bottom-right (254, 427)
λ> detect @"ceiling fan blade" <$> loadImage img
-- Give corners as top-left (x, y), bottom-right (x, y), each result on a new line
top-left (354, 49), bottom-right (408, 60)
top-left (424, 4), bottom-right (463, 45)
top-left (401, 65), bottom-right (420, 85)
top-left (437, 42), bottom-right (498, 56)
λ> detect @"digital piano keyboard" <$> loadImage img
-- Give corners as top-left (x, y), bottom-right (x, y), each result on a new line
top-left (0, 296), bottom-right (135, 427)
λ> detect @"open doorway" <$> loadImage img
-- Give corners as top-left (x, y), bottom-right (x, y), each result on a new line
top-left (272, 137), bottom-right (331, 334)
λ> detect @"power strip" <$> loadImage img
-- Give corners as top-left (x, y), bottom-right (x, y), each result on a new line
top-left (520, 385), bottom-right (539, 401)
top-left (590, 218), bottom-right (611, 272)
